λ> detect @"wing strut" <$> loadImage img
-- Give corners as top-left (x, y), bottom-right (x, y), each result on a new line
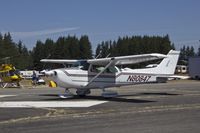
top-left (85, 58), bottom-right (114, 87)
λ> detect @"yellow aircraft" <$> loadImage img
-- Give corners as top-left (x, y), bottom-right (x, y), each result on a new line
top-left (0, 64), bottom-right (22, 88)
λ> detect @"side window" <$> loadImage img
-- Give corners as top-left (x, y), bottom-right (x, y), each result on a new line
top-left (90, 65), bottom-right (104, 73)
top-left (90, 65), bottom-right (96, 72)
top-left (107, 66), bottom-right (118, 73)
top-left (90, 65), bottom-right (118, 74)
top-left (80, 61), bottom-right (90, 70)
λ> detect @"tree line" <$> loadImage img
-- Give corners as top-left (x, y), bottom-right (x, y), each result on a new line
top-left (0, 32), bottom-right (199, 70)
top-left (96, 35), bottom-right (174, 58)
top-left (178, 45), bottom-right (200, 65)
top-left (0, 33), bottom-right (92, 70)
top-left (0, 33), bottom-right (32, 69)
top-left (95, 35), bottom-right (175, 68)
top-left (32, 35), bottom-right (92, 70)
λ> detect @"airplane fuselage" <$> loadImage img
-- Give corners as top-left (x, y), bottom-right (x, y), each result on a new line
top-left (48, 67), bottom-right (162, 89)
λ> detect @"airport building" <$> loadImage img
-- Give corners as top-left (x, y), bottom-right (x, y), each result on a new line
top-left (189, 57), bottom-right (200, 79)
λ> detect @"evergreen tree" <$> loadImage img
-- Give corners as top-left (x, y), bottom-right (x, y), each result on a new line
top-left (67, 36), bottom-right (80, 59)
top-left (54, 37), bottom-right (66, 59)
top-left (101, 41), bottom-right (110, 57)
top-left (44, 38), bottom-right (54, 58)
top-left (2, 33), bottom-right (19, 58)
top-left (180, 45), bottom-right (186, 60)
top-left (32, 40), bottom-right (45, 70)
top-left (15, 41), bottom-right (33, 69)
top-left (17, 41), bottom-right (23, 54)
top-left (95, 44), bottom-right (101, 58)
top-left (79, 35), bottom-right (92, 59)
top-left (198, 46), bottom-right (200, 56)
top-left (171, 43), bottom-right (175, 50)
top-left (189, 46), bottom-right (195, 57)
top-left (0, 33), bottom-right (3, 58)
top-left (179, 45), bottom-right (195, 64)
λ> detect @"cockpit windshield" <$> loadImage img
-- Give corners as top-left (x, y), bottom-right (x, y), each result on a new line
top-left (72, 60), bottom-right (90, 70)
top-left (9, 70), bottom-right (15, 76)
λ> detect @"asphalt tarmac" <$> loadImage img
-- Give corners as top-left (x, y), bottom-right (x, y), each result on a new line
top-left (0, 80), bottom-right (200, 133)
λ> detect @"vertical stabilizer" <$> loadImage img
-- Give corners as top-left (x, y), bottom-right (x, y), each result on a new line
top-left (155, 50), bottom-right (180, 75)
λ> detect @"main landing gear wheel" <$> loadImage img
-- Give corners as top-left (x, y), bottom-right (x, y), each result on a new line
top-left (76, 89), bottom-right (91, 97)
top-left (101, 89), bottom-right (118, 98)
top-left (59, 89), bottom-right (74, 99)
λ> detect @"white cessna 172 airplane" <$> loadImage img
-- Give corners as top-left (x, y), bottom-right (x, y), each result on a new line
top-left (41, 50), bottom-right (180, 98)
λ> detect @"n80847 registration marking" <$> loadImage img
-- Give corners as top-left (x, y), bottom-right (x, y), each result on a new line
top-left (127, 75), bottom-right (151, 82)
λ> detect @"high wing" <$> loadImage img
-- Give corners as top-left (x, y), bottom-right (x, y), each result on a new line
top-left (40, 59), bottom-right (79, 64)
top-left (40, 53), bottom-right (167, 66)
top-left (87, 53), bottom-right (167, 66)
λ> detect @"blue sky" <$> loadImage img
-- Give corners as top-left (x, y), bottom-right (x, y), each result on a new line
top-left (0, 0), bottom-right (200, 51)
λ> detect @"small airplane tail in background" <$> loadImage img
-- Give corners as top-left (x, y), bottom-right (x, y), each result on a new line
top-left (155, 50), bottom-right (180, 75)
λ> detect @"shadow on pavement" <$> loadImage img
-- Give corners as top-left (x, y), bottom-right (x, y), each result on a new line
top-left (40, 94), bottom-right (155, 103)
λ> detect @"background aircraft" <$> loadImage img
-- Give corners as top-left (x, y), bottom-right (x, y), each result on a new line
top-left (0, 57), bottom-right (22, 88)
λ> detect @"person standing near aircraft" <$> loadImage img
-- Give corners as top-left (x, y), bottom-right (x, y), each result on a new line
top-left (32, 70), bottom-right (39, 85)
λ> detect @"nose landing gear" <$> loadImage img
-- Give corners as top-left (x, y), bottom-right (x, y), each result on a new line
top-left (59, 88), bottom-right (74, 99)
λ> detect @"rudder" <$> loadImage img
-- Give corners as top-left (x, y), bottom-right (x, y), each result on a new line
top-left (155, 50), bottom-right (180, 75)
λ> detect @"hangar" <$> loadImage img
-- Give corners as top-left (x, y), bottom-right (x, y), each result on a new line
top-left (189, 57), bottom-right (200, 79)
